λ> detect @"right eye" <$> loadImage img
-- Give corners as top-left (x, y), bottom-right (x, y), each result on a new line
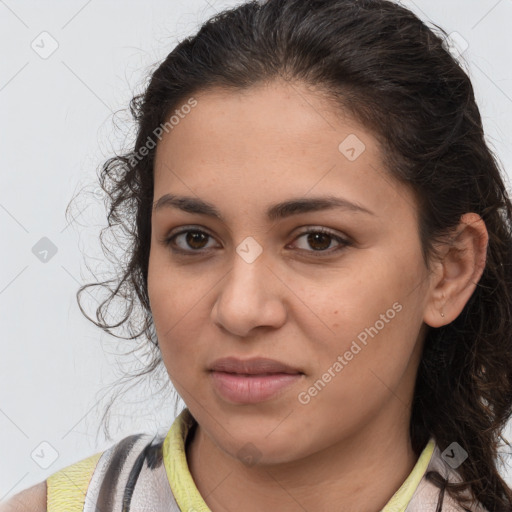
top-left (163, 228), bottom-right (219, 255)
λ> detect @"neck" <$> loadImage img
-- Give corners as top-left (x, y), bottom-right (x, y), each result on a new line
top-left (186, 407), bottom-right (420, 512)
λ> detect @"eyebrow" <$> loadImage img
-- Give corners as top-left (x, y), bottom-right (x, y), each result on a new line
top-left (153, 194), bottom-right (374, 222)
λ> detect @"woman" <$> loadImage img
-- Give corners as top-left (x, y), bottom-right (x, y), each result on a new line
top-left (3, 0), bottom-right (512, 510)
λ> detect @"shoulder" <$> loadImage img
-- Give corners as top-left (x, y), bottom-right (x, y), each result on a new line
top-left (408, 442), bottom-right (490, 512)
top-left (0, 481), bottom-right (47, 512)
top-left (0, 425), bottom-right (179, 512)
top-left (48, 432), bottom-right (162, 512)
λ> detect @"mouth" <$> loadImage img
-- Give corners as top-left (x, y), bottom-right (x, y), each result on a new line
top-left (208, 356), bottom-right (304, 375)
top-left (208, 357), bottom-right (304, 404)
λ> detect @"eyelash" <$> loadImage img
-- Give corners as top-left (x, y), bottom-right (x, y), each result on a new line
top-left (162, 226), bottom-right (352, 257)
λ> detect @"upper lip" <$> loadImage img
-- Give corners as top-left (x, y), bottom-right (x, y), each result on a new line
top-left (209, 357), bottom-right (303, 375)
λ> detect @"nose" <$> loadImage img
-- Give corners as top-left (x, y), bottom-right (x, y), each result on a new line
top-left (211, 251), bottom-right (288, 338)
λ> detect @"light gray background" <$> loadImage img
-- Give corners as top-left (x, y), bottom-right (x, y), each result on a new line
top-left (1, 0), bottom-right (511, 499)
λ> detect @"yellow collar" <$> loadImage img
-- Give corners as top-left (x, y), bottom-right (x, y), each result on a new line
top-left (162, 408), bottom-right (435, 512)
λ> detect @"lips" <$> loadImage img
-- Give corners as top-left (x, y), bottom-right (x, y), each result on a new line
top-left (208, 357), bottom-right (304, 404)
top-left (209, 356), bottom-right (303, 375)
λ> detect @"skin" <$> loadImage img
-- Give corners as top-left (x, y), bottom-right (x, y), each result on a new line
top-left (147, 79), bottom-right (488, 512)
top-left (0, 482), bottom-right (46, 511)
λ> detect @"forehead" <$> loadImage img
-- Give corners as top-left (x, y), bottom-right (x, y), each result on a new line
top-left (152, 80), bottom-right (412, 222)
top-left (155, 80), bottom-right (368, 165)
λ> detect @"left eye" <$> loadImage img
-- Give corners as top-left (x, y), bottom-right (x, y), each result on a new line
top-left (291, 229), bottom-right (350, 254)
top-left (162, 227), bottom-right (351, 256)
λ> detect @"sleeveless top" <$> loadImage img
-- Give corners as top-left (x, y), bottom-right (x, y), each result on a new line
top-left (46, 408), bottom-right (488, 512)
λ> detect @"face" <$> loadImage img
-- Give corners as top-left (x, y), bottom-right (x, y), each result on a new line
top-left (148, 80), bottom-right (433, 465)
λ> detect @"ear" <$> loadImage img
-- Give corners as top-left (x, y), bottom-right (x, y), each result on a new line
top-left (423, 212), bottom-right (489, 328)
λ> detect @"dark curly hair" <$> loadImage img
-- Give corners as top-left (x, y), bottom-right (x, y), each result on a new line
top-left (69, 0), bottom-right (512, 510)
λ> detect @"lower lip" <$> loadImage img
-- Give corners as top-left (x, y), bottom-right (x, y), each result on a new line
top-left (210, 371), bottom-right (303, 404)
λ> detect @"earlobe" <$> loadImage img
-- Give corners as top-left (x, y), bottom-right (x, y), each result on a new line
top-left (423, 212), bottom-right (489, 328)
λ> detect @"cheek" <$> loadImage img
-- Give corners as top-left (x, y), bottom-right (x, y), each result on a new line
top-left (147, 253), bottom-right (197, 362)
top-left (148, 247), bottom-right (203, 326)
top-left (299, 306), bottom-right (418, 443)
top-left (302, 264), bottom-right (406, 352)
top-left (306, 259), bottom-right (422, 398)
top-left (147, 253), bottom-right (224, 389)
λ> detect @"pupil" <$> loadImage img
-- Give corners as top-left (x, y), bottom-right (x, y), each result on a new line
top-left (187, 231), bottom-right (207, 249)
top-left (184, 231), bottom-right (332, 251)
top-left (308, 233), bottom-right (331, 251)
